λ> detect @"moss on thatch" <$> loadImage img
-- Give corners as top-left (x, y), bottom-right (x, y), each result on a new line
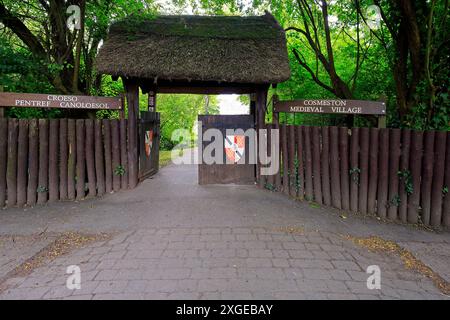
top-left (95, 12), bottom-right (291, 84)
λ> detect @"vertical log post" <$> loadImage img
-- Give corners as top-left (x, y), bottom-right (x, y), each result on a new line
top-left (303, 126), bottom-right (313, 201)
top-left (329, 126), bottom-right (341, 209)
top-left (443, 132), bottom-right (450, 227)
top-left (288, 125), bottom-right (297, 197)
top-left (398, 129), bottom-right (411, 223)
top-left (358, 128), bottom-right (370, 214)
top-left (281, 125), bottom-right (289, 195)
top-left (367, 128), bottom-right (380, 215)
top-left (321, 127), bottom-right (331, 206)
top-left (76, 120), bottom-right (86, 200)
top-left (85, 119), bottom-right (96, 198)
top-left (95, 119), bottom-right (106, 196)
top-left (256, 88), bottom-right (268, 188)
top-left (377, 129), bottom-right (389, 218)
top-left (295, 126), bottom-right (304, 200)
top-left (124, 80), bottom-right (139, 189)
top-left (103, 119), bottom-right (113, 194)
top-left (387, 129), bottom-right (401, 220)
top-left (349, 128), bottom-right (359, 212)
top-left (6, 118), bottom-right (18, 207)
top-left (272, 95), bottom-right (282, 191)
top-left (16, 120), bottom-right (29, 207)
top-left (421, 131), bottom-right (435, 225)
top-left (37, 119), bottom-right (49, 205)
top-left (407, 131), bottom-right (423, 224)
top-left (0, 118), bottom-right (7, 208)
top-left (430, 132), bottom-right (447, 226)
top-left (111, 119), bottom-right (121, 192)
top-left (0, 86), bottom-right (4, 118)
top-left (339, 127), bottom-right (350, 210)
top-left (120, 119), bottom-right (129, 189)
top-left (59, 119), bottom-right (68, 201)
top-left (67, 119), bottom-right (77, 200)
top-left (312, 126), bottom-right (322, 204)
top-left (48, 119), bottom-right (59, 202)
top-left (266, 124), bottom-right (275, 189)
top-left (27, 120), bottom-right (39, 206)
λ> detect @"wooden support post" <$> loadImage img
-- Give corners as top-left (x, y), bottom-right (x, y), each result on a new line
top-left (48, 119), bottom-right (59, 202)
top-left (321, 127), bottom-right (330, 205)
top-left (0, 118), bottom-right (7, 208)
top-left (378, 97), bottom-right (387, 128)
top-left (272, 94), bottom-right (282, 191)
top-left (407, 131), bottom-right (423, 223)
top-left (359, 127), bottom-right (370, 214)
top-left (6, 118), bottom-right (18, 207)
top-left (119, 94), bottom-right (126, 120)
top-left (250, 94), bottom-right (256, 117)
top-left (148, 89), bottom-right (157, 112)
top-left (430, 131), bottom-right (447, 227)
top-left (103, 120), bottom-right (113, 194)
top-left (27, 119), bottom-right (39, 206)
top-left (387, 128), bottom-right (401, 220)
top-left (339, 127), bottom-right (350, 210)
top-left (120, 118), bottom-right (129, 189)
top-left (37, 120), bottom-right (49, 204)
top-left (16, 120), bottom-right (29, 207)
top-left (255, 88), bottom-right (268, 187)
top-left (95, 119), bottom-right (106, 196)
top-left (85, 119), bottom-right (96, 198)
top-left (59, 119), bottom-right (68, 201)
top-left (368, 128), bottom-right (380, 215)
top-left (124, 80), bottom-right (139, 189)
top-left (76, 120), bottom-right (86, 200)
top-left (67, 119), bottom-right (77, 200)
top-left (0, 86), bottom-right (4, 118)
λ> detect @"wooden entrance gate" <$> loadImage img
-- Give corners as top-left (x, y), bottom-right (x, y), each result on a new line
top-left (139, 112), bottom-right (160, 180)
top-left (198, 115), bottom-right (256, 185)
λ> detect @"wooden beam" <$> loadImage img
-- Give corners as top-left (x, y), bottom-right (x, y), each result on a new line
top-left (156, 86), bottom-right (258, 95)
top-left (138, 79), bottom-right (263, 95)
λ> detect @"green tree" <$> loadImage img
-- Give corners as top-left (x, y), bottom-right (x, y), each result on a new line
top-left (0, 0), bottom-right (157, 95)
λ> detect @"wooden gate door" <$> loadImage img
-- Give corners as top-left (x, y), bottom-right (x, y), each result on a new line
top-left (139, 111), bottom-right (160, 180)
top-left (198, 115), bottom-right (256, 185)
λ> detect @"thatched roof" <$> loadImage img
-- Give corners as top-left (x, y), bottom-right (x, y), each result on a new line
top-left (95, 12), bottom-right (291, 85)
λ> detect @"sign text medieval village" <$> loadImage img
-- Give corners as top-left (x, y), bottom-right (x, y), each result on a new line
top-left (0, 92), bottom-right (122, 110)
top-left (273, 99), bottom-right (386, 115)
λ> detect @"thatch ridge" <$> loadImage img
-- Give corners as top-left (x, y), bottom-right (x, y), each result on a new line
top-left (95, 12), bottom-right (291, 84)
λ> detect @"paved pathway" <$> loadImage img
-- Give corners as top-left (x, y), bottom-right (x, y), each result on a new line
top-left (0, 150), bottom-right (449, 300)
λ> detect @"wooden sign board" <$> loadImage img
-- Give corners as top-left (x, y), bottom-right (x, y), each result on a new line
top-left (273, 99), bottom-right (386, 115)
top-left (0, 92), bottom-right (122, 110)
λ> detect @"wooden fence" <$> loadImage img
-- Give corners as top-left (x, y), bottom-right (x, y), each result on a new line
top-left (261, 125), bottom-right (450, 228)
top-left (0, 118), bottom-right (135, 208)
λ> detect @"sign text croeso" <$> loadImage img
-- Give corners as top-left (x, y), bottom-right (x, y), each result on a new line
top-left (0, 92), bottom-right (122, 110)
top-left (273, 99), bottom-right (386, 115)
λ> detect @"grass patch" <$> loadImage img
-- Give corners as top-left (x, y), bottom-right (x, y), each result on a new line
top-left (160, 150), bottom-right (173, 168)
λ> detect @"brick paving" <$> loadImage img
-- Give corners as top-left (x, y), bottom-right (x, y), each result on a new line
top-left (0, 227), bottom-right (448, 300)
top-left (0, 151), bottom-right (448, 300)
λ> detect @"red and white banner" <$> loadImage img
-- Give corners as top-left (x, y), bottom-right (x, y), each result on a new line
top-left (225, 135), bottom-right (245, 163)
top-left (145, 130), bottom-right (154, 158)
